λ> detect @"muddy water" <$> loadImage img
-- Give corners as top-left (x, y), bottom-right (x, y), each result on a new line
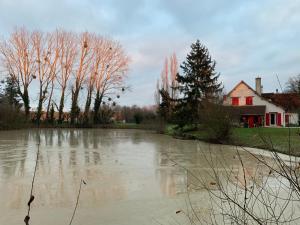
top-left (0, 129), bottom-right (266, 225)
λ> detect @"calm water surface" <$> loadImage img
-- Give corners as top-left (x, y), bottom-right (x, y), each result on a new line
top-left (0, 129), bottom-right (264, 225)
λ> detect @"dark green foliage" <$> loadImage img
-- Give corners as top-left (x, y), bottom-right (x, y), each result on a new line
top-left (0, 77), bottom-right (26, 129)
top-left (98, 105), bottom-right (114, 124)
top-left (202, 104), bottom-right (233, 143)
top-left (116, 105), bottom-right (156, 124)
top-left (133, 112), bottom-right (143, 124)
top-left (173, 40), bottom-right (223, 128)
top-left (93, 91), bottom-right (103, 123)
top-left (1, 77), bottom-right (22, 109)
top-left (158, 89), bottom-right (172, 122)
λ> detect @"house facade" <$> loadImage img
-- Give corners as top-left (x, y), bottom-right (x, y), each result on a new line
top-left (223, 77), bottom-right (299, 127)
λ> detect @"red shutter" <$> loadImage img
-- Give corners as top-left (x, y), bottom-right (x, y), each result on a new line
top-left (232, 97), bottom-right (239, 106)
top-left (277, 113), bottom-right (282, 126)
top-left (246, 97), bottom-right (253, 105)
top-left (266, 113), bottom-right (270, 126)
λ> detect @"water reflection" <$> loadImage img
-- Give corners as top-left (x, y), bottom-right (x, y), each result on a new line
top-left (0, 129), bottom-right (268, 225)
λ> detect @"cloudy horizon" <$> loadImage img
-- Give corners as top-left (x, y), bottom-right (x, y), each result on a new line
top-left (1, 0), bottom-right (300, 106)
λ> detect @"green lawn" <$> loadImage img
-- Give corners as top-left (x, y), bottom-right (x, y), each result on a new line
top-left (232, 128), bottom-right (300, 154)
top-left (180, 127), bottom-right (300, 155)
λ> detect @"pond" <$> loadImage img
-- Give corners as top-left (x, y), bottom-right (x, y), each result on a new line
top-left (0, 129), bottom-right (276, 225)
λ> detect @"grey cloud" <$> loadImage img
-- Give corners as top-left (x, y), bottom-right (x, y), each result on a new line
top-left (0, 0), bottom-right (300, 105)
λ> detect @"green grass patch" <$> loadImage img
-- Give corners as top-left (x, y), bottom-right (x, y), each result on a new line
top-left (172, 127), bottom-right (300, 155)
top-left (232, 128), bottom-right (300, 154)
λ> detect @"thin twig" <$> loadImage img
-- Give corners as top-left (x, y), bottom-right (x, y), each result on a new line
top-left (24, 126), bottom-right (41, 225)
top-left (69, 179), bottom-right (86, 225)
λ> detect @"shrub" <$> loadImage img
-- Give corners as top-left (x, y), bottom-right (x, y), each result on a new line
top-left (0, 100), bottom-right (27, 129)
top-left (133, 112), bottom-right (143, 124)
top-left (201, 104), bottom-right (234, 143)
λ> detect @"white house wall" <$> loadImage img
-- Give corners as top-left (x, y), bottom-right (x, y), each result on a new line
top-left (224, 82), bottom-right (286, 127)
top-left (286, 113), bottom-right (299, 125)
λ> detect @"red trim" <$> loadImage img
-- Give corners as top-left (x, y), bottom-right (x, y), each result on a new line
top-left (277, 113), bottom-right (282, 126)
top-left (266, 113), bottom-right (270, 126)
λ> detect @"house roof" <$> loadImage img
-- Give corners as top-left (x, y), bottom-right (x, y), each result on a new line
top-left (262, 93), bottom-right (300, 112)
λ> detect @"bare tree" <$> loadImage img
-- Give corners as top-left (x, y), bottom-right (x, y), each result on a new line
top-left (0, 28), bottom-right (130, 125)
top-left (160, 53), bottom-right (178, 98)
top-left (32, 31), bottom-right (60, 123)
top-left (170, 53), bottom-right (178, 100)
top-left (83, 35), bottom-right (102, 123)
top-left (56, 30), bottom-right (77, 123)
top-left (285, 74), bottom-right (300, 93)
top-left (157, 53), bottom-right (179, 122)
top-left (70, 32), bottom-right (94, 124)
top-left (0, 27), bottom-right (36, 117)
top-left (154, 79), bottom-right (160, 107)
top-left (93, 39), bottom-right (129, 123)
top-left (45, 33), bottom-right (60, 121)
top-left (161, 57), bottom-right (169, 92)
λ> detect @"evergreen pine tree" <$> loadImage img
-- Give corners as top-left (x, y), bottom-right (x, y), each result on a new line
top-left (174, 40), bottom-right (222, 128)
top-left (1, 77), bottom-right (22, 109)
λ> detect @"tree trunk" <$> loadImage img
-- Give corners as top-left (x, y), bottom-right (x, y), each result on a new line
top-left (58, 88), bottom-right (65, 124)
top-left (83, 88), bottom-right (92, 123)
top-left (36, 83), bottom-right (43, 124)
top-left (46, 81), bottom-right (54, 120)
top-left (21, 87), bottom-right (30, 119)
top-left (70, 88), bottom-right (80, 125)
top-left (93, 90), bottom-right (103, 123)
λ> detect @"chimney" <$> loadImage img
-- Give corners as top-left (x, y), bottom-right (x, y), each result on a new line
top-left (255, 77), bottom-right (262, 95)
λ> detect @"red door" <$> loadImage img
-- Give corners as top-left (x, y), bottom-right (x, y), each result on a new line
top-left (248, 116), bottom-right (254, 128)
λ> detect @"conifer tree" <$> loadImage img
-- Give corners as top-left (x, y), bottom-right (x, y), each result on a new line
top-left (174, 40), bottom-right (222, 128)
top-left (1, 77), bottom-right (22, 109)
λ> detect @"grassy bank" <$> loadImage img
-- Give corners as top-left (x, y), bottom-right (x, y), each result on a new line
top-left (168, 127), bottom-right (300, 155)
top-left (232, 128), bottom-right (300, 154)
top-left (0, 122), bottom-right (158, 131)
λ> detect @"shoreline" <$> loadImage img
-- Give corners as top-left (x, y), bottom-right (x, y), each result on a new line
top-left (1, 124), bottom-right (298, 157)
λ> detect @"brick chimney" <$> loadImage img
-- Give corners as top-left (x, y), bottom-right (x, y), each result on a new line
top-left (255, 77), bottom-right (262, 95)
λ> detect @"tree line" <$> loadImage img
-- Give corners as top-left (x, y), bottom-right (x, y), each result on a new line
top-left (0, 27), bottom-right (129, 126)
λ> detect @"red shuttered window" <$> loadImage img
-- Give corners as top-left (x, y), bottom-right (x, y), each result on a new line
top-left (246, 96), bottom-right (253, 105)
top-left (277, 113), bottom-right (282, 126)
top-left (232, 97), bottom-right (239, 106)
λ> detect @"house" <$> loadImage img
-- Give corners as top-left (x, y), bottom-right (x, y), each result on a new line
top-left (223, 77), bottom-right (300, 127)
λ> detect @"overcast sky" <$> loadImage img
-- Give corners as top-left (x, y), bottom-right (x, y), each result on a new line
top-left (1, 0), bottom-right (300, 106)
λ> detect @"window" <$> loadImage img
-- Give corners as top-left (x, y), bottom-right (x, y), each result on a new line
top-left (232, 97), bottom-right (239, 106)
top-left (246, 96), bottom-right (253, 105)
